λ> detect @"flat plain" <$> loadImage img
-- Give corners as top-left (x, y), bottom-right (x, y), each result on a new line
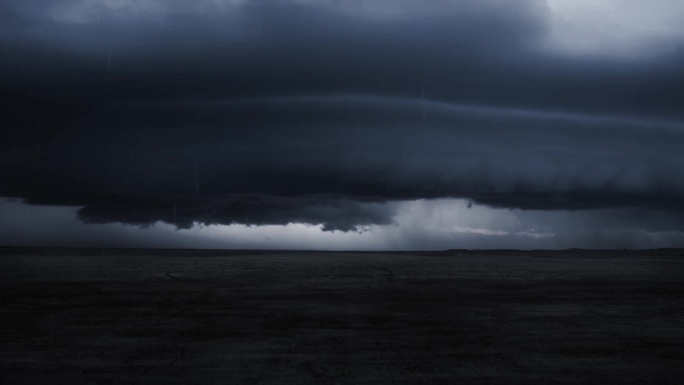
top-left (1, 247), bottom-right (683, 384)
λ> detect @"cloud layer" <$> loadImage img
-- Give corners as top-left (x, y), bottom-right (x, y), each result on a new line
top-left (1, 0), bottom-right (684, 246)
top-left (4, 95), bottom-right (684, 234)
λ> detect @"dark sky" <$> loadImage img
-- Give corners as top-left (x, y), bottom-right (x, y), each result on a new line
top-left (2, 0), bottom-right (684, 249)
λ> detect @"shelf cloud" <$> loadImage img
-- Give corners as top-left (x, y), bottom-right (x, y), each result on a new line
top-left (2, 0), bottom-right (684, 248)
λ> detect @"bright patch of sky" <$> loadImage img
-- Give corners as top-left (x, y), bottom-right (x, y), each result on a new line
top-left (42, 0), bottom-right (684, 59)
top-left (544, 0), bottom-right (684, 58)
top-left (5, 197), bottom-right (683, 250)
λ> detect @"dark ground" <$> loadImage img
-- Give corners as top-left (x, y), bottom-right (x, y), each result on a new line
top-left (1, 247), bottom-right (683, 384)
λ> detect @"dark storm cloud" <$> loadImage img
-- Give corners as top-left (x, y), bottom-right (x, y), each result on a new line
top-left (3, 0), bottom-right (682, 117)
top-left (75, 195), bottom-right (394, 232)
top-left (1, 0), bottom-right (684, 235)
top-left (4, 95), bottom-right (684, 232)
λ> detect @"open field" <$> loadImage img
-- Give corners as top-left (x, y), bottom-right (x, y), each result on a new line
top-left (1, 247), bottom-right (683, 384)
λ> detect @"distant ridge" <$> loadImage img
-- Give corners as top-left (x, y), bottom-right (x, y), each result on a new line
top-left (1, 246), bottom-right (683, 257)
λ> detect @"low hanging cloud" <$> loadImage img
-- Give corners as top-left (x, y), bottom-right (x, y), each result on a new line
top-left (76, 195), bottom-right (395, 232)
top-left (1, 0), bottom-right (684, 246)
top-left (2, 95), bottom-right (684, 233)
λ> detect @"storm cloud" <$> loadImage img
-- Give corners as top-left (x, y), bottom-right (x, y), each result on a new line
top-left (1, 0), bottom-right (684, 247)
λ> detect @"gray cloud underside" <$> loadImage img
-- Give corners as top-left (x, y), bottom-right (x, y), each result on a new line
top-left (3, 95), bottom-right (684, 231)
top-left (1, 0), bottom-right (684, 233)
top-left (2, 0), bottom-right (683, 119)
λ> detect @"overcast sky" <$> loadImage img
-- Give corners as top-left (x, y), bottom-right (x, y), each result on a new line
top-left (2, 0), bottom-right (684, 249)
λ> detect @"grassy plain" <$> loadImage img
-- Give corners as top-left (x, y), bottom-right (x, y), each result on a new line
top-left (1, 247), bottom-right (683, 384)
